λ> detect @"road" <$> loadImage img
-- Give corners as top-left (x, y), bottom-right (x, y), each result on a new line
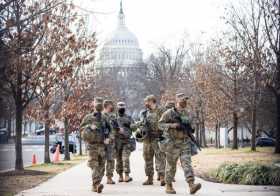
top-left (0, 144), bottom-right (46, 171)
top-left (0, 144), bottom-right (80, 171)
top-left (0, 135), bottom-right (84, 171)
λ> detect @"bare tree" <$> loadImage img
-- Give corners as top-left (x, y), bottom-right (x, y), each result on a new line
top-left (226, 0), bottom-right (267, 151)
top-left (260, 0), bottom-right (280, 153)
top-left (0, 0), bottom-right (60, 170)
top-left (145, 41), bottom-right (189, 100)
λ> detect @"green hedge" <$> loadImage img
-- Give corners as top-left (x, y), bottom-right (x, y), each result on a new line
top-left (214, 163), bottom-right (280, 185)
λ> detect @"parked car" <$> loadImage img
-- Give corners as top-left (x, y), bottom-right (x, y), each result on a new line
top-left (35, 128), bottom-right (57, 135)
top-left (50, 133), bottom-right (77, 154)
top-left (256, 137), bottom-right (275, 147)
top-left (0, 128), bottom-right (8, 144)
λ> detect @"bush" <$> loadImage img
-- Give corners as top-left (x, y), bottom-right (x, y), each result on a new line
top-left (214, 163), bottom-right (280, 185)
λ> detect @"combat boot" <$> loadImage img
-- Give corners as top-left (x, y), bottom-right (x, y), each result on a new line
top-left (188, 180), bottom-right (201, 194)
top-left (165, 183), bottom-right (176, 194)
top-left (124, 173), bottom-right (133, 182)
top-left (157, 173), bottom-right (160, 181)
top-left (119, 173), bottom-right (124, 182)
top-left (92, 185), bottom-right (97, 192)
top-left (96, 184), bottom-right (104, 193)
top-left (107, 176), bottom-right (116, 184)
top-left (159, 175), bottom-right (166, 186)
top-left (142, 175), bottom-right (153, 185)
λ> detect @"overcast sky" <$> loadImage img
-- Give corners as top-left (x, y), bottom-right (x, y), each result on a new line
top-left (76, 0), bottom-right (231, 57)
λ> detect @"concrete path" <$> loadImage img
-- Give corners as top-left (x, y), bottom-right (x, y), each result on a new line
top-left (17, 145), bottom-right (280, 196)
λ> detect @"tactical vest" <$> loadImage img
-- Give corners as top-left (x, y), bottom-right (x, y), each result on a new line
top-left (81, 112), bottom-right (108, 144)
top-left (146, 107), bottom-right (164, 137)
top-left (169, 108), bottom-right (190, 140)
top-left (116, 114), bottom-right (132, 140)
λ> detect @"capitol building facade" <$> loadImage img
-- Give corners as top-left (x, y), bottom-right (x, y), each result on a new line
top-left (96, 1), bottom-right (146, 116)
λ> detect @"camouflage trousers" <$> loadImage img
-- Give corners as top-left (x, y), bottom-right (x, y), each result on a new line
top-left (143, 139), bottom-right (166, 177)
top-left (105, 144), bottom-right (116, 177)
top-left (165, 138), bottom-right (194, 184)
top-left (87, 144), bottom-right (106, 186)
top-left (116, 139), bottom-right (131, 174)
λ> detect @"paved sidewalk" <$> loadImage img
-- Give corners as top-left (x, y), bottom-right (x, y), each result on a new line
top-left (17, 146), bottom-right (280, 196)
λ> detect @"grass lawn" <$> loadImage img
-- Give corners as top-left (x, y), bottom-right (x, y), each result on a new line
top-left (192, 147), bottom-right (280, 182)
top-left (0, 155), bottom-right (87, 196)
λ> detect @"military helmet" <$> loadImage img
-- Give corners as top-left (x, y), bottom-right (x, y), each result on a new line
top-left (94, 97), bottom-right (103, 111)
top-left (103, 99), bottom-right (114, 108)
top-left (144, 94), bottom-right (157, 103)
top-left (135, 128), bottom-right (147, 143)
top-left (176, 93), bottom-right (189, 101)
top-left (117, 101), bottom-right (126, 108)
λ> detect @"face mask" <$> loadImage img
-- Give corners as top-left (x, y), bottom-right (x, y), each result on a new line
top-left (118, 108), bottom-right (125, 115)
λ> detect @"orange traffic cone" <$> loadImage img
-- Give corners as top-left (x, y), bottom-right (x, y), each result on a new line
top-left (32, 154), bottom-right (37, 165)
top-left (53, 144), bottom-right (60, 163)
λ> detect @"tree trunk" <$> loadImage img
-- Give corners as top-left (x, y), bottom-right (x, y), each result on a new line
top-left (200, 119), bottom-right (207, 147)
top-left (218, 123), bottom-right (221, 148)
top-left (199, 123), bottom-right (202, 146)
top-left (195, 109), bottom-right (200, 144)
top-left (15, 67), bottom-right (23, 170)
top-left (250, 66), bottom-right (258, 151)
top-left (44, 109), bottom-right (51, 163)
top-left (275, 53), bottom-right (280, 153)
top-left (215, 123), bottom-right (218, 148)
top-left (23, 120), bottom-right (27, 136)
top-left (15, 103), bottom-right (23, 170)
top-left (275, 93), bottom-right (280, 153)
top-left (64, 118), bottom-right (70, 160)
top-left (79, 129), bottom-right (82, 156)
top-left (251, 105), bottom-right (257, 151)
top-left (232, 112), bottom-right (238, 149)
top-left (195, 122), bottom-right (200, 145)
top-left (7, 117), bottom-right (12, 138)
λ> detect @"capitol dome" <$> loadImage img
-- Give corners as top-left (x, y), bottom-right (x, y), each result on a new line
top-left (98, 1), bottom-right (143, 68)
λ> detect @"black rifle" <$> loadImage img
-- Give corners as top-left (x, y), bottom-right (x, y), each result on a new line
top-left (94, 112), bottom-right (110, 139)
top-left (174, 114), bottom-right (201, 151)
top-left (140, 110), bottom-right (151, 138)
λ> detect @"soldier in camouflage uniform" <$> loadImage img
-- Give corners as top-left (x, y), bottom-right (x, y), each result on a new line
top-left (80, 97), bottom-right (111, 193)
top-left (115, 102), bottom-right (134, 183)
top-left (159, 93), bottom-right (201, 195)
top-left (141, 95), bottom-right (166, 186)
top-left (156, 100), bottom-right (176, 182)
top-left (103, 100), bottom-right (118, 185)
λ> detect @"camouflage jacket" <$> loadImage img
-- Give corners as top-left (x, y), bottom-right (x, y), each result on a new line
top-left (145, 106), bottom-right (165, 137)
top-left (158, 107), bottom-right (192, 140)
top-left (102, 112), bottom-right (118, 141)
top-left (80, 111), bottom-right (111, 144)
top-left (116, 113), bottom-right (134, 140)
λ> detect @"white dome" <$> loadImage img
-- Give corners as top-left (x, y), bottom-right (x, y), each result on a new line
top-left (104, 26), bottom-right (140, 48)
top-left (98, 2), bottom-right (143, 68)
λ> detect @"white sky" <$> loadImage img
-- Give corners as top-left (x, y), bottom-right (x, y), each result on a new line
top-left (76, 0), bottom-right (230, 58)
